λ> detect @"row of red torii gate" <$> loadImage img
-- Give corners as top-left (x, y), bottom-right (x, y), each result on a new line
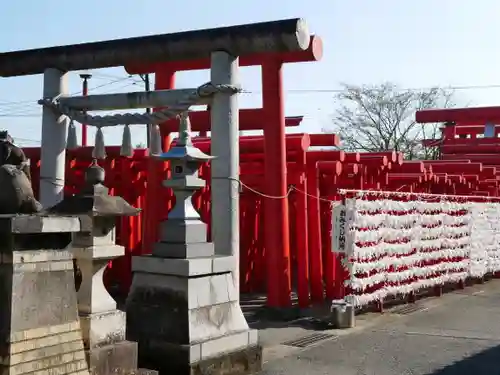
top-left (2, 20), bottom-right (499, 311)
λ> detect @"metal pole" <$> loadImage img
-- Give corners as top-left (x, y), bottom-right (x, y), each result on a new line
top-left (79, 73), bottom-right (91, 146)
top-left (40, 68), bottom-right (68, 207)
top-left (210, 51), bottom-right (240, 295)
top-left (141, 74), bottom-right (152, 147)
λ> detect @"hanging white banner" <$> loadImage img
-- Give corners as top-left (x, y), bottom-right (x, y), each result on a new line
top-left (332, 202), bottom-right (348, 253)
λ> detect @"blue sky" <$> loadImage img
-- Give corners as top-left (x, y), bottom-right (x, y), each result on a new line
top-left (1, 0), bottom-right (500, 147)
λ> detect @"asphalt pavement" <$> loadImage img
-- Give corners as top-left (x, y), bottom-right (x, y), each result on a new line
top-left (257, 280), bottom-right (500, 375)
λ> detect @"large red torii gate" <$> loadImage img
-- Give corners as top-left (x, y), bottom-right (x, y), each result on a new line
top-left (124, 36), bottom-right (323, 308)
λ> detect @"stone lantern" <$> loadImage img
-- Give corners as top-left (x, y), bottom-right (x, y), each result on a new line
top-left (49, 160), bottom-right (142, 375)
top-left (126, 113), bottom-right (261, 375)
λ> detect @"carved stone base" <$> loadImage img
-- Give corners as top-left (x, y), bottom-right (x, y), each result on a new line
top-left (0, 215), bottom-right (89, 375)
top-left (0, 322), bottom-right (89, 375)
top-left (137, 341), bottom-right (262, 375)
top-left (127, 261), bottom-right (261, 375)
top-left (86, 340), bottom-right (137, 375)
top-left (80, 310), bottom-right (126, 349)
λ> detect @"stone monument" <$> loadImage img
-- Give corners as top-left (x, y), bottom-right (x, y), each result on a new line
top-left (0, 214), bottom-right (89, 375)
top-left (126, 113), bottom-right (262, 375)
top-left (49, 160), bottom-right (144, 375)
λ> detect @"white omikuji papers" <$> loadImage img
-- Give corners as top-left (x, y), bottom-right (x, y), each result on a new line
top-left (337, 196), bottom-right (497, 307)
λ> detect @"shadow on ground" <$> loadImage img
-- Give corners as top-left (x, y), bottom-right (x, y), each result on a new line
top-left (427, 343), bottom-right (500, 375)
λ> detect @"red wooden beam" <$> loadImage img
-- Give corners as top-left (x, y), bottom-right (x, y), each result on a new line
top-left (430, 163), bottom-right (483, 174)
top-left (442, 154), bottom-right (500, 163)
top-left (307, 150), bottom-right (345, 162)
top-left (317, 161), bottom-right (343, 176)
top-left (391, 161), bottom-right (425, 173)
top-left (388, 173), bottom-right (425, 180)
top-left (482, 166), bottom-right (497, 177)
top-left (344, 152), bottom-right (361, 163)
top-left (172, 133), bottom-right (310, 153)
top-left (165, 111), bottom-right (303, 132)
top-left (341, 163), bottom-right (359, 175)
top-left (441, 144), bottom-right (500, 154)
top-left (451, 124), bottom-right (500, 135)
top-left (422, 159), bottom-right (471, 164)
top-left (416, 106), bottom-right (500, 124)
top-left (309, 133), bottom-right (340, 147)
top-left (124, 35), bottom-right (323, 74)
top-left (439, 138), bottom-right (500, 146)
top-left (359, 151), bottom-right (401, 164)
top-left (358, 155), bottom-right (388, 166)
top-left (463, 174), bottom-right (479, 182)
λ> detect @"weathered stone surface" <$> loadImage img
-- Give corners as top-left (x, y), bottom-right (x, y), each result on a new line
top-left (132, 255), bottom-right (235, 277)
top-left (74, 242), bottom-right (124, 316)
top-left (135, 342), bottom-right (262, 375)
top-left (159, 219), bottom-right (207, 244)
top-left (80, 311), bottom-right (126, 349)
top-left (0, 214), bottom-right (80, 238)
top-left (86, 340), bottom-right (138, 375)
top-left (126, 268), bottom-right (262, 374)
top-left (127, 274), bottom-right (245, 345)
top-left (0, 324), bottom-right (89, 375)
top-left (152, 241), bottom-right (214, 259)
top-left (0, 214), bottom-right (89, 375)
top-left (48, 160), bottom-right (141, 218)
top-left (0, 164), bottom-right (42, 214)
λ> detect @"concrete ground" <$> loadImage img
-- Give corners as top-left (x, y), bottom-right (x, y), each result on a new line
top-left (255, 280), bottom-right (500, 375)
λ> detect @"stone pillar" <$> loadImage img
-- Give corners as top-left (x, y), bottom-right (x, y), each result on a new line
top-left (73, 220), bottom-right (138, 375)
top-left (40, 68), bottom-right (68, 208)
top-left (210, 51), bottom-right (241, 294)
top-left (49, 160), bottom-right (145, 375)
top-left (0, 214), bottom-right (89, 375)
top-left (126, 113), bottom-right (262, 375)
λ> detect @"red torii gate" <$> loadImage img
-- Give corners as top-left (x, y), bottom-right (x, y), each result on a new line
top-left (415, 106), bottom-right (500, 196)
top-left (124, 36), bottom-right (323, 308)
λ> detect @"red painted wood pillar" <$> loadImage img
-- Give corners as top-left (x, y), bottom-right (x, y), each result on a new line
top-left (262, 60), bottom-right (291, 307)
top-left (306, 162), bottom-right (324, 303)
top-left (295, 151), bottom-right (310, 307)
top-left (142, 70), bottom-right (175, 254)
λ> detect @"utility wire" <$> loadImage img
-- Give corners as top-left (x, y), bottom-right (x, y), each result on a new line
top-left (3, 80), bottom-right (500, 110)
top-left (0, 77), bottom-right (140, 117)
top-left (3, 78), bottom-right (500, 118)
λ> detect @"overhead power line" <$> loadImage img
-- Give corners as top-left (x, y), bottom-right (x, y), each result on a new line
top-left (2, 78), bottom-right (500, 118)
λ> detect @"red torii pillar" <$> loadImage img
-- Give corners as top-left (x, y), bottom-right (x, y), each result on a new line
top-left (124, 37), bottom-right (323, 308)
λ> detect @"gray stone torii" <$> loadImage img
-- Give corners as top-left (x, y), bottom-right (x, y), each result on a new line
top-left (0, 18), bottom-right (310, 294)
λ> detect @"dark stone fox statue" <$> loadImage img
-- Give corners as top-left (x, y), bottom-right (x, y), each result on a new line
top-left (0, 131), bottom-right (42, 214)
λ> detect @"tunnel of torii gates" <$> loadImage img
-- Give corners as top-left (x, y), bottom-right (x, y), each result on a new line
top-left (416, 106), bottom-right (500, 197)
top-left (1, 19), bottom-right (495, 312)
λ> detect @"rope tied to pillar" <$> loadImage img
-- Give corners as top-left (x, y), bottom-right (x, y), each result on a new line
top-left (38, 82), bottom-right (241, 127)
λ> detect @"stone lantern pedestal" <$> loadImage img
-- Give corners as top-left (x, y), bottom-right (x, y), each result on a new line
top-left (50, 160), bottom-right (146, 375)
top-left (0, 214), bottom-right (89, 375)
top-left (126, 114), bottom-right (262, 375)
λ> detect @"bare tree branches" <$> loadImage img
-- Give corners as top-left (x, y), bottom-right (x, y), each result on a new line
top-left (325, 83), bottom-right (455, 159)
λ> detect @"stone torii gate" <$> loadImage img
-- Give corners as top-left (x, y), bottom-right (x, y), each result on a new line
top-left (0, 17), bottom-right (310, 283)
top-left (0, 18), bottom-right (311, 375)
